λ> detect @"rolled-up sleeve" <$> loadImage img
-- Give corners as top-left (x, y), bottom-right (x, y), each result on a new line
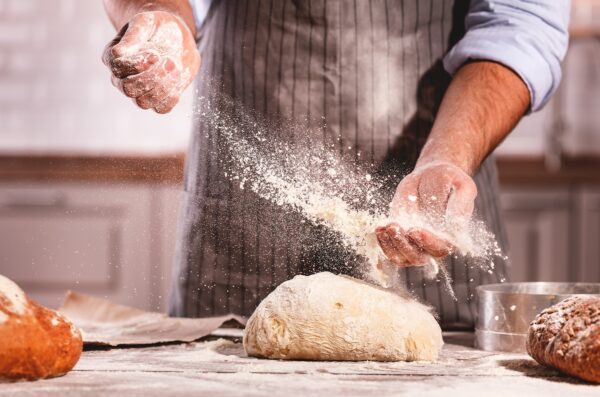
top-left (443, 0), bottom-right (570, 111)
top-left (189, 0), bottom-right (212, 36)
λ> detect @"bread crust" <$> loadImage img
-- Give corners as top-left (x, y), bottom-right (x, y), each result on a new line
top-left (0, 280), bottom-right (83, 381)
top-left (526, 296), bottom-right (600, 383)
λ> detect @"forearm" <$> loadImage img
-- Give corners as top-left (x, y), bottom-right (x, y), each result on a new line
top-left (103, 0), bottom-right (196, 35)
top-left (417, 61), bottom-right (530, 175)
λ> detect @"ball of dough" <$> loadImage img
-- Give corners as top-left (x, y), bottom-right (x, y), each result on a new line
top-left (243, 272), bottom-right (443, 361)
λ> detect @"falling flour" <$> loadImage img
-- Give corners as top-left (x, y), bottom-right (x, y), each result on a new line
top-left (195, 93), bottom-right (505, 297)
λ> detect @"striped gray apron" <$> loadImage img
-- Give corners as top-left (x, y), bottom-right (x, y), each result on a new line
top-left (170, 0), bottom-right (509, 330)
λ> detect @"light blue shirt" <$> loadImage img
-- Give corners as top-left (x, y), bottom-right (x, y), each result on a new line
top-left (189, 0), bottom-right (570, 112)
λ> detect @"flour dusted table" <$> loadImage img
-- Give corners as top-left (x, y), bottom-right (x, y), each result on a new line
top-left (2, 332), bottom-right (598, 396)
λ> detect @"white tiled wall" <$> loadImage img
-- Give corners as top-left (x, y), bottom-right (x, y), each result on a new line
top-left (1, 0), bottom-right (598, 156)
top-left (496, 38), bottom-right (600, 157)
top-left (0, 0), bottom-right (192, 155)
top-left (562, 39), bottom-right (600, 155)
top-left (496, 104), bottom-right (553, 157)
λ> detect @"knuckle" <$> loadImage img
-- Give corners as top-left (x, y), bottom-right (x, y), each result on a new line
top-left (163, 57), bottom-right (177, 73)
top-left (154, 105), bottom-right (173, 114)
top-left (110, 74), bottom-right (120, 87)
top-left (110, 43), bottom-right (129, 60)
top-left (135, 96), bottom-right (153, 109)
top-left (113, 80), bottom-right (125, 94)
top-left (124, 75), bottom-right (157, 97)
top-left (102, 46), bottom-right (113, 66)
top-left (121, 84), bottom-right (136, 98)
top-left (122, 79), bottom-right (144, 97)
top-left (154, 96), bottom-right (179, 114)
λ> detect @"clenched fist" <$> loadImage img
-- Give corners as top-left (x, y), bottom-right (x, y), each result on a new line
top-left (102, 11), bottom-right (200, 113)
top-left (376, 161), bottom-right (477, 267)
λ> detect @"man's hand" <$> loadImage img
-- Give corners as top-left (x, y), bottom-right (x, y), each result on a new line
top-left (376, 162), bottom-right (476, 267)
top-left (102, 11), bottom-right (200, 113)
top-left (376, 61), bottom-right (530, 267)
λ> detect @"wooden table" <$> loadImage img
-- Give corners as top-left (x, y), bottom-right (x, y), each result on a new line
top-left (2, 332), bottom-right (598, 396)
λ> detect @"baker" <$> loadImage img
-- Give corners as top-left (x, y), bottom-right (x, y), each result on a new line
top-left (102, 0), bottom-right (569, 329)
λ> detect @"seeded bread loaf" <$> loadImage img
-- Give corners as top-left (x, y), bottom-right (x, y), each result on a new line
top-left (526, 296), bottom-right (600, 383)
top-left (0, 274), bottom-right (83, 381)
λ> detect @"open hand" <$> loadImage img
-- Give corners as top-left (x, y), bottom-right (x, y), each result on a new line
top-left (102, 11), bottom-right (200, 113)
top-left (376, 162), bottom-right (477, 267)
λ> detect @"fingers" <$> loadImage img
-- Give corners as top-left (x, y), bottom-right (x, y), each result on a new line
top-left (376, 224), bottom-right (452, 268)
top-left (406, 228), bottom-right (452, 258)
top-left (153, 90), bottom-right (181, 114)
top-left (376, 226), bottom-right (408, 266)
top-left (102, 40), bottom-right (121, 68)
top-left (111, 13), bottom-right (157, 58)
top-left (135, 71), bottom-right (179, 110)
top-left (118, 57), bottom-right (175, 97)
top-left (376, 224), bottom-right (429, 267)
top-left (382, 163), bottom-right (475, 266)
top-left (102, 12), bottom-right (163, 82)
top-left (101, 23), bottom-right (128, 67)
top-left (102, 13), bottom-right (158, 77)
top-left (102, 12), bottom-right (199, 113)
top-left (112, 57), bottom-right (185, 112)
top-left (149, 61), bottom-right (196, 113)
top-left (110, 56), bottom-right (182, 112)
top-left (109, 51), bottom-right (160, 79)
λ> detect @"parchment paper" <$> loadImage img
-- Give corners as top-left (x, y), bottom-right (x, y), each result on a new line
top-left (58, 291), bottom-right (246, 347)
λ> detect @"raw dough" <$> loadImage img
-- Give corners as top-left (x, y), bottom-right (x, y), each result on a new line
top-left (243, 272), bottom-right (443, 361)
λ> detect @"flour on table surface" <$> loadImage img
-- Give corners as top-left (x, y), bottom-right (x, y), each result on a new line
top-left (72, 336), bottom-right (560, 379)
top-left (3, 336), bottom-right (595, 396)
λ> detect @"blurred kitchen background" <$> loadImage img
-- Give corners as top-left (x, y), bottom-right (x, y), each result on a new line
top-left (0, 0), bottom-right (599, 311)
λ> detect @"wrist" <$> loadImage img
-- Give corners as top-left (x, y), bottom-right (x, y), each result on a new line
top-left (139, 1), bottom-right (196, 36)
top-left (135, 9), bottom-right (196, 37)
top-left (105, 0), bottom-right (196, 36)
top-left (415, 146), bottom-right (477, 176)
top-left (411, 159), bottom-right (471, 178)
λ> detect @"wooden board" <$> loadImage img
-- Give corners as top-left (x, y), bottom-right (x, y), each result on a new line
top-left (1, 333), bottom-right (598, 396)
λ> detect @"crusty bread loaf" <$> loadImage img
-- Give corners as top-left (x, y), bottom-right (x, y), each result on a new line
top-left (0, 274), bottom-right (83, 381)
top-left (526, 296), bottom-right (600, 383)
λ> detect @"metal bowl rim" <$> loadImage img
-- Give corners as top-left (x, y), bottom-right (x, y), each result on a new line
top-left (476, 282), bottom-right (600, 296)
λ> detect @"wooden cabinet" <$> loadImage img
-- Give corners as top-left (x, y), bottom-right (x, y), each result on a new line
top-left (578, 189), bottom-right (600, 282)
top-left (500, 188), bottom-right (572, 282)
top-left (0, 183), bottom-right (181, 311)
top-left (1, 178), bottom-right (598, 313)
top-left (501, 187), bottom-right (600, 284)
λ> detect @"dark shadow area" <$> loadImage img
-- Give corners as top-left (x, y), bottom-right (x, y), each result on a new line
top-left (83, 330), bottom-right (243, 351)
top-left (442, 332), bottom-right (476, 348)
top-left (497, 359), bottom-right (590, 385)
top-left (83, 340), bottom-right (192, 352)
top-left (211, 339), bottom-right (247, 358)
